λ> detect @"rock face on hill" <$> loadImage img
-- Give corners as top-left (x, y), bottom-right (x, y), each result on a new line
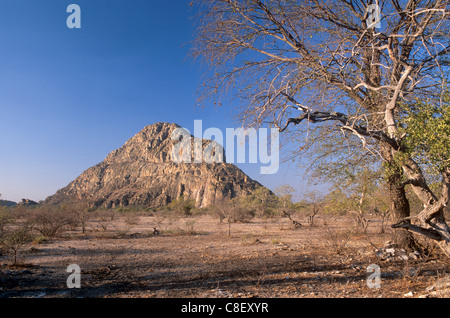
top-left (45, 122), bottom-right (263, 209)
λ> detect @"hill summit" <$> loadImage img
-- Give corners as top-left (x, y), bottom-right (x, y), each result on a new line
top-left (45, 122), bottom-right (264, 209)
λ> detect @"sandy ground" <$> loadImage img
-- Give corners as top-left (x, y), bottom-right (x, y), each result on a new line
top-left (0, 213), bottom-right (449, 298)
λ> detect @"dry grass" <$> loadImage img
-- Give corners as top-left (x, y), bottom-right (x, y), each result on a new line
top-left (0, 214), bottom-right (448, 298)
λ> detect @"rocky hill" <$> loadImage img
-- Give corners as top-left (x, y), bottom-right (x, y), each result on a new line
top-left (45, 122), bottom-right (264, 209)
top-left (0, 200), bottom-right (17, 207)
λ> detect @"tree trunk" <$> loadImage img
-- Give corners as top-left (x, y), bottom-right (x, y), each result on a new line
top-left (380, 142), bottom-right (417, 250)
top-left (391, 163), bottom-right (450, 258)
top-left (393, 208), bottom-right (450, 258)
top-left (379, 209), bottom-right (390, 234)
top-left (431, 212), bottom-right (450, 258)
top-left (386, 173), bottom-right (418, 250)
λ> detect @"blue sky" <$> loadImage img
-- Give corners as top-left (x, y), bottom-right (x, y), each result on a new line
top-left (0, 0), bottom-right (317, 203)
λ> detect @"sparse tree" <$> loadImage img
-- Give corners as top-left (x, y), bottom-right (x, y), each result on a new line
top-left (303, 191), bottom-right (323, 227)
top-left (30, 206), bottom-right (75, 238)
top-left (212, 199), bottom-right (235, 236)
top-left (93, 210), bottom-right (116, 232)
top-left (275, 185), bottom-right (302, 228)
top-left (76, 207), bottom-right (91, 234)
top-left (63, 201), bottom-right (92, 234)
top-left (0, 224), bottom-right (33, 266)
top-left (328, 166), bottom-right (381, 232)
top-left (212, 197), bottom-right (255, 236)
top-left (194, 0), bottom-right (450, 255)
top-left (275, 185), bottom-right (295, 211)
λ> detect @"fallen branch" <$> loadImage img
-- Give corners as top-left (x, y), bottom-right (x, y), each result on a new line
top-left (282, 209), bottom-right (302, 229)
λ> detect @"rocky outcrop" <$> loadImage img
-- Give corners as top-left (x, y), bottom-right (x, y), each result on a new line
top-left (45, 122), bottom-right (263, 209)
top-left (0, 200), bottom-right (17, 207)
top-left (17, 199), bottom-right (38, 207)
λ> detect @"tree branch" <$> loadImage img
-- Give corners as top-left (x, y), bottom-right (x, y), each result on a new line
top-left (278, 92), bottom-right (400, 149)
top-left (392, 220), bottom-right (444, 241)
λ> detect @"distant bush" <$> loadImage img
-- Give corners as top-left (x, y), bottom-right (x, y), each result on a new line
top-left (28, 206), bottom-right (76, 238)
top-left (0, 207), bottom-right (14, 235)
top-left (243, 187), bottom-right (278, 218)
top-left (0, 210), bottom-right (34, 266)
top-left (0, 225), bottom-right (33, 266)
top-left (166, 196), bottom-right (197, 216)
top-left (91, 210), bottom-right (116, 232)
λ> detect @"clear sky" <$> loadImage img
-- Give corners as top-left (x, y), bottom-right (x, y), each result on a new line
top-left (0, 0), bottom-right (320, 203)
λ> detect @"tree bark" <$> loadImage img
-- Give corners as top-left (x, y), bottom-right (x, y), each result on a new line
top-left (392, 211), bottom-right (450, 258)
top-left (380, 142), bottom-right (417, 250)
top-left (392, 167), bottom-right (450, 258)
top-left (386, 171), bottom-right (417, 250)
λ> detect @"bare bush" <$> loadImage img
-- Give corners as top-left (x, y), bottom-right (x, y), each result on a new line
top-left (323, 226), bottom-right (352, 256)
top-left (29, 206), bottom-right (76, 238)
top-left (69, 203), bottom-right (92, 234)
top-left (211, 198), bottom-right (256, 236)
top-left (0, 207), bottom-right (14, 235)
top-left (124, 212), bottom-right (141, 226)
top-left (92, 211), bottom-right (116, 232)
top-left (0, 224), bottom-right (33, 266)
top-left (184, 220), bottom-right (197, 235)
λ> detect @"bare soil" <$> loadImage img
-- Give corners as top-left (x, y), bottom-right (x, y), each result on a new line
top-left (0, 214), bottom-right (448, 298)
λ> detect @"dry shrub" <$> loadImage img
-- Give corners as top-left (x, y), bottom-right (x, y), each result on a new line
top-left (0, 209), bottom-right (33, 265)
top-left (322, 226), bottom-right (353, 255)
top-left (91, 210), bottom-right (116, 232)
top-left (0, 225), bottom-right (33, 266)
top-left (124, 212), bottom-right (141, 226)
top-left (28, 206), bottom-right (76, 238)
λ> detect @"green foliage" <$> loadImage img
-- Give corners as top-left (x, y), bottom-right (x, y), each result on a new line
top-left (315, 165), bottom-right (390, 230)
top-left (292, 199), bottom-right (309, 212)
top-left (322, 188), bottom-right (350, 216)
top-left (167, 196), bottom-right (196, 216)
top-left (209, 187), bottom-right (279, 224)
top-left (381, 150), bottom-right (408, 181)
top-left (275, 185), bottom-right (296, 211)
top-left (399, 96), bottom-right (450, 174)
top-left (243, 187), bottom-right (278, 217)
top-left (229, 196), bottom-right (256, 223)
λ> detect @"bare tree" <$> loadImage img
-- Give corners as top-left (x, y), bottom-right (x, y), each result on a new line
top-left (304, 191), bottom-right (323, 227)
top-left (212, 197), bottom-right (254, 236)
top-left (63, 201), bottom-right (91, 234)
top-left (0, 225), bottom-right (33, 266)
top-left (276, 185), bottom-right (302, 229)
top-left (213, 199), bottom-right (234, 237)
top-left (295, 191), bottom-right (323, 226)
top-left (30, 206), bottom-right (75, 238)
top-left (194, 0), bottom-right (450, 256)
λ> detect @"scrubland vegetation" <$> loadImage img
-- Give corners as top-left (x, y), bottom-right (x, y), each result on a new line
top-left (1, 184), bottom-right (448, 298)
